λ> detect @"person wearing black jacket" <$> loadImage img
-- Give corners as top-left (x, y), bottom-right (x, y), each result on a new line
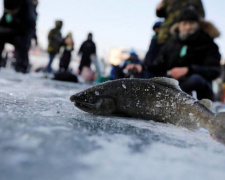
top-left (142, 21), bottom-right (163, 78)
top-left (0, 0), bottom-right (36, 73)
top-left (150, 9), bottom-right (221, 100)
top-left (129, 9), bottom-right (221, 100)
top-left (78, 33), bottom-right (96, 74)
top-left (59, 32), bottom-right (74, 72)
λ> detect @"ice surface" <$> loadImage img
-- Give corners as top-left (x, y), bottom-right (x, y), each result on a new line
top-left (0, 69), bottom-right (225, 180)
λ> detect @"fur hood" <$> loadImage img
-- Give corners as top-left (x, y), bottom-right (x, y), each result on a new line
top-left (170, 20), bottom-right (220, 39)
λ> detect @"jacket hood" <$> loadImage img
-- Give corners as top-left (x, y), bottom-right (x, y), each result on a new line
top-left (170, 20), bottom-right (220, 39)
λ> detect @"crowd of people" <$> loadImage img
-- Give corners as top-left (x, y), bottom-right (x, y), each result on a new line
top-left (111, 0), bottom-right (222, 101)
top-left (0, 0), bottom-right (97, 83)
top-left (0, 0), bottom-right (223, 101)
top-left (44, 22), bottom-right (96, 82)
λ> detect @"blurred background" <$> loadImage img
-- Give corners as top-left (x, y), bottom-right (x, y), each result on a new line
top-left (1, 0), bottom-right (224, 65)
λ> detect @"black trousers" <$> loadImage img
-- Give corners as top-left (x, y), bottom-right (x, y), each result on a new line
top-left (0, 27), bottom-right (31, 73)
top-left (179, 74), bottom-right (214, 101)
top-left (59, 50), bottom-right (72, 72)
top-left (78, 56), bottom-right (91, 74)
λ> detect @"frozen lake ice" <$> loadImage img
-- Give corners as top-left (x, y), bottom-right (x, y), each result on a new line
top-left (0, 69), bottom-right (225, 180)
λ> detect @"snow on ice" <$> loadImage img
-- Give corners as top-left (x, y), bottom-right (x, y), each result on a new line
top-left (0, 69), bottom-right (225, 180)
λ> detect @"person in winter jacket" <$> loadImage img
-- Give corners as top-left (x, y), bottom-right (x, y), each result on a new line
top-left (30, 0), bottom-right (38, 46)
top-left (59, 32), bottom-right (74, 72)
top-left (110, 51), bottom-right (142, 80)
top-left (127, 9), bottom-right (221, 100)
top-left (156, 0), bottom-right (205, 44)
top-left (45, 20), bottom-right (63, 73)
top-left (78, 33), bottom-right (96, 74)
top-left (150, 8), bottom-right (221, 100)
top-left (142, 21), bottom-right (163, 78)
top-left (0, 0), bottom-right (36, 73)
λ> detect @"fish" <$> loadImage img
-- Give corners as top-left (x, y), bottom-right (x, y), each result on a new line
top-left (70, 77), bottom-right (225, 144)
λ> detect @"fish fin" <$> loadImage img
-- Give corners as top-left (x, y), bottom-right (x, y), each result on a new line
top-left (199, 99), bottom-right (213, 111)
top-left (150, 77), bottom-right (181, 90)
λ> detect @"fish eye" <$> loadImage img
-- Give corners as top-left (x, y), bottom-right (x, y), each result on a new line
top-left (95, 91), bottom-right (100, 96)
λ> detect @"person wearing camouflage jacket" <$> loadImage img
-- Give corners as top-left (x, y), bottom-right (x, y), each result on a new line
top-left (45, 20), bottom-right (63, 73)
top-left (156, 0), bottom-right (205, 44)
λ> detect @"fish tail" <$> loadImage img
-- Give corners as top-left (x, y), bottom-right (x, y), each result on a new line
top-left (213, 112), bottom-right (225, 126)
top-left (210, 112), bottom-right (225, 144)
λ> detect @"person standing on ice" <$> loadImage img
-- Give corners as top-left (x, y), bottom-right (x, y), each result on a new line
top-left (44, 20), bottom-right (63, 73)
top-left (78, 33), bottom-right (96, 74)
top-left (0, 0), bottom-right (36, 73)
top-left (30, 0), bottom-right (39, 47)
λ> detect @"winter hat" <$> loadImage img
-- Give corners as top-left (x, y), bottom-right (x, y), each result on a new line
top-left (4, 0), bottom-right (22, 10)
top-left (55, 20), bottom-right (63, 28)
top-left (130, 51), bottom-right (138, 58)
top-left (153, 21), bottom-right (162, 30)
top-left (177, 8), bottom-right (200, 22)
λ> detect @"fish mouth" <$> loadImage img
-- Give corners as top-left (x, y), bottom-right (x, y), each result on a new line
top-left (74, 101), bottom-right (95, 110)
top-left (70, 94), bottom-right (78, 102)
top-left (72, 99), bottom-right (95, 113)
top-left (70, 94), bottom-right (96, 111)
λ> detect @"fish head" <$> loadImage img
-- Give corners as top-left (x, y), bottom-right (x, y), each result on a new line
top-left (70, 85), bottom-right (117, 115)
top-left (210, 112), bottom-right (225, 144)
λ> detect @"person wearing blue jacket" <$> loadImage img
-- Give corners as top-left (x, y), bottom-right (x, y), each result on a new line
top-left (110, 51), bottom-right (142, 79)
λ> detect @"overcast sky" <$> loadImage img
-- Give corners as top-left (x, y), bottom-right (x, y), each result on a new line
top-left (0, 0), bottom-right (225, 59)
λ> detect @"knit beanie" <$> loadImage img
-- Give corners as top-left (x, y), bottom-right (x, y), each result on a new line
top-left (177, 8), bottom-right (200, 22)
